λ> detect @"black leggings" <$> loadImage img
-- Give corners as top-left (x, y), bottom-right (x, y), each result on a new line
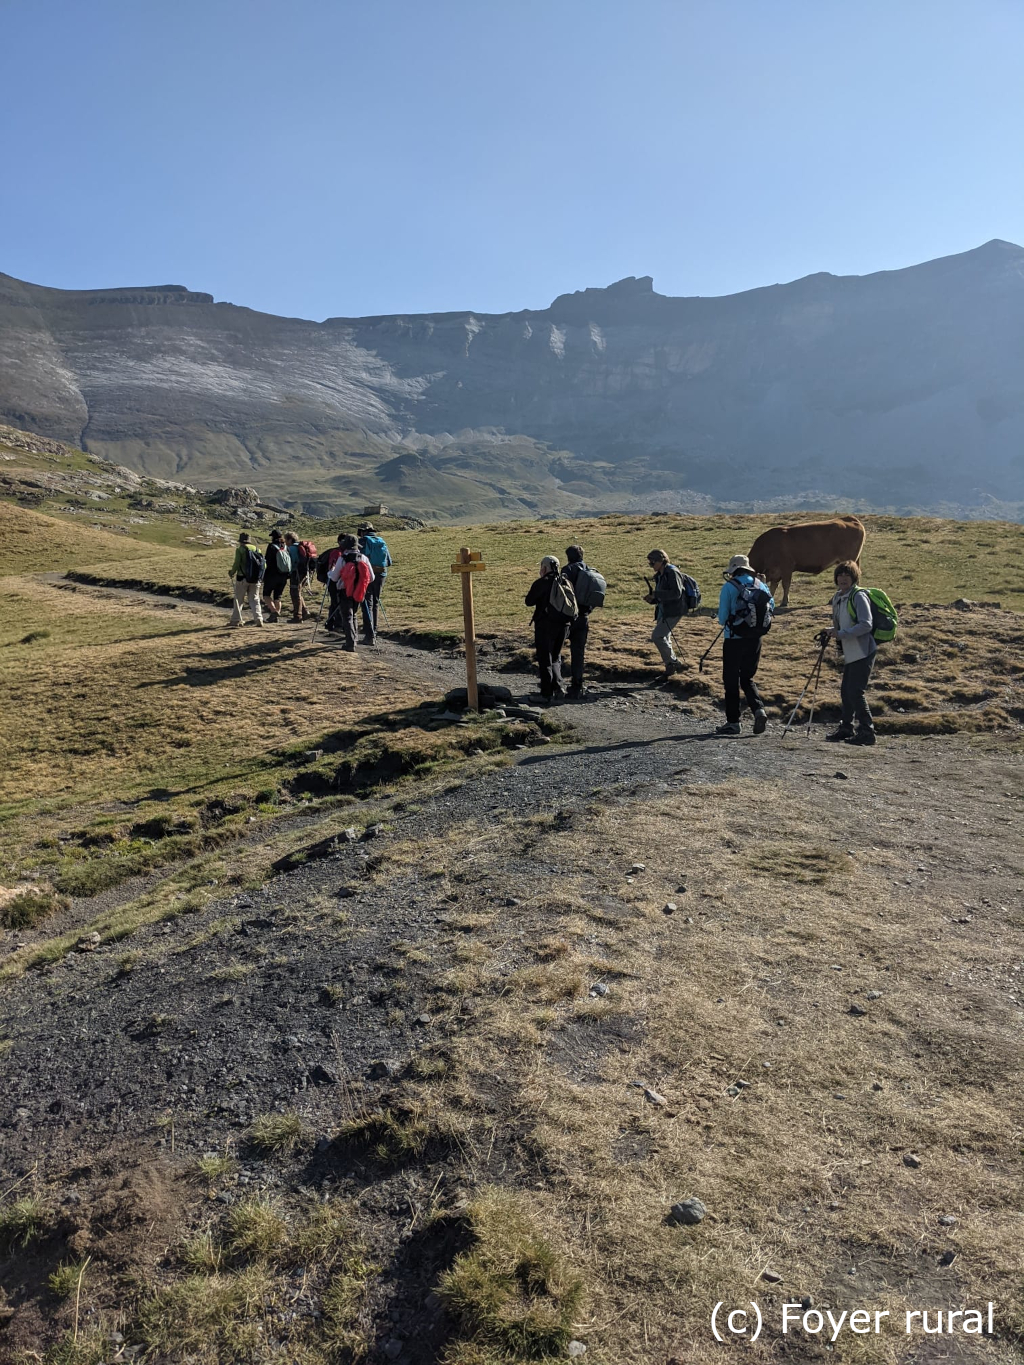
top-left (840, 656), bottom-right (874, 730)
top-left (722, 637), bottom-right (764, 723)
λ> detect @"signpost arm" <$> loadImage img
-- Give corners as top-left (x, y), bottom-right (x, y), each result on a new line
top-left (460, 548), bottom-right (479, 713)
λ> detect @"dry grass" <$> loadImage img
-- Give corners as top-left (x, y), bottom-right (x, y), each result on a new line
top-left (370, 763), bottom-right (1024, 1365)
top-left (246, 1111), bottom-right (306, 1156)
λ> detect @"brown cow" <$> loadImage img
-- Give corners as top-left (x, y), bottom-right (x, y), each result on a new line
top-left (748, 516), bottom-right (866, 609)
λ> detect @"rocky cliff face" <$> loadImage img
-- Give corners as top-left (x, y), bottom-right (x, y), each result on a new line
top-left (2, 241), bottom-right (1023, 517)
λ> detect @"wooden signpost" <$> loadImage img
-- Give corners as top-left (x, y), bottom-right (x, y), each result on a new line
top-left (451, 547), bottom-right (486, 712)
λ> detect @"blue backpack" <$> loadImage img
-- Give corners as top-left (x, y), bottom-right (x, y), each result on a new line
top-left (362, 534), bottom-right (391, 571)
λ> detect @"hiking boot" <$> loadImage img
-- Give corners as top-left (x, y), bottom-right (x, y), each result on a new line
top-left (666, 659), bottom-right (684, 675)
top-left (566, 682), bottom-right (583, 699)
top-left (715, 721), bottom-right (741, 736)
top-left (752, 708), bottom-right (768, 734)
top-left (845, 728), bottom-right (876, 746)
top-left (825, 725), bottom-right (853, 742)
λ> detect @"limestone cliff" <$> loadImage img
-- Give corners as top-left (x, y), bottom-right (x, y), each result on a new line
top-left (2, 241), bottom-right (1022, 517)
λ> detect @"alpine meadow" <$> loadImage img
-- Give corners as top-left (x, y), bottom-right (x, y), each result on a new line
top-left (0, 420), bottom-right (1021, 1364)
top-left (3, 3), bottom-right (1024, 1354)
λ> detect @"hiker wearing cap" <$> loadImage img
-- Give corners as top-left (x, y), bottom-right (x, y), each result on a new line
top-left (644, 550), bottom-right (687, 680)
top-left (825, 560), bottom-right (877, 746)
top-left (228, 532), bottom-right (264, 627)
top-left (283, 533), bottom-right (310, 623)
top-left (326, 535), bottom-right (374, 650)
top-left (524, 555), bottom-right (571, 702)
top-left (357, 522), bottom-right (392, 644)
top-left (262, 529), bottom-right (291, 623)
top-left (715, 554), bottom-right (772, 736)
top-left (562, 544), bottom-right (605, 697)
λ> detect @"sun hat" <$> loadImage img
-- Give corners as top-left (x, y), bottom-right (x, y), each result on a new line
top-left (724, 554), bottom-right (756, 578)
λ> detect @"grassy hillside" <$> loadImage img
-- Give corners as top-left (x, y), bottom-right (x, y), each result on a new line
top-left (1, 439), bottom-right (1023, 1365)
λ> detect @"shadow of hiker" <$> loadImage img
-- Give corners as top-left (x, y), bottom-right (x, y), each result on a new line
top-left (516, 730), bottom-right (735, 765)
top-left (136, 640), bottom-right (325, 688)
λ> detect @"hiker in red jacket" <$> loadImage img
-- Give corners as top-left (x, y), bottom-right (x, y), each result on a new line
top-left (326, 535), bottom-right (373, 651)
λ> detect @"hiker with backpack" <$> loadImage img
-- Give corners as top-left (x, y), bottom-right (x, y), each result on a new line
top-left (357, 522), bottom-right (392, 644)
top-left (283, 533), bottom-right (311, 623)
top-left (326, 535), bottom-right (373, 651)
top-left (227, 532), bottom-right (265, 627)
top-left (562, 544), bottom-right (606, 698)
top-left (715, 554), bottom-right (773, 736)
top-left (644, 550), bottom-right (698, 681)
top-left (524, 555), bottom-right (577, 702)
top-left (262, 529), bottom-right (292, 623)
top-left (824, 560), bottom-right (885, 746)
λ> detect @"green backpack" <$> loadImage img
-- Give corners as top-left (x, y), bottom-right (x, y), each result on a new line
top-left (849, 587), bottom-right (898, 643)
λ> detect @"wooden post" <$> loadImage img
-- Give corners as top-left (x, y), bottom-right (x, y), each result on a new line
top-left (451, 547), bottom-right (486, 713)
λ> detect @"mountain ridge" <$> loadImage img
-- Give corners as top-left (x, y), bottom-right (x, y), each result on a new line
top-left (2, 240), bottom-right (1023, 519)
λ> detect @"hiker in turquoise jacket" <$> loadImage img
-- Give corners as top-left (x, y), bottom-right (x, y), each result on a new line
top-left (715, 554), bottom-right (771, 736)
top-left (357, 522), bottom-right (392, 644)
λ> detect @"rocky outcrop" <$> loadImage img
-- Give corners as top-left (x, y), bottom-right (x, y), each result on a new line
top-left (2, 241), bottom-right (1023, 515)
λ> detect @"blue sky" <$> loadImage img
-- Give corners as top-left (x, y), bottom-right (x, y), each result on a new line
top-left (3, 0), bottom-right (1022, 319)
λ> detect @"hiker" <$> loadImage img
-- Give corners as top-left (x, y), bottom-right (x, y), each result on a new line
top-left (562, 544), bottom-right (605, 697)
top-left (357, 522), bottom-right (393, 644)
top-left (524, 555), bottom-right (574, 702)
top-left (825, 560), bottom-right (877, 746)
top-left (283, 533), bottom-right (310, 623)
top-left (262, 529), bottom-right (291, 623)
top-left (715, 554), bottom-right (772, 736)
top-left (326, 535), bottom-right (373, 651)
top-left (644, 550), bottom-right (688, 679)
top-left (228, 532), bottom-right (264, 627)
top-left (323, 534), bottom-right (347, 634)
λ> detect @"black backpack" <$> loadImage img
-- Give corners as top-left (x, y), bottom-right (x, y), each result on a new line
top-left (727, 578), bottom-right (773, 637)
top-left (243, 548), bottom-right (265, 584)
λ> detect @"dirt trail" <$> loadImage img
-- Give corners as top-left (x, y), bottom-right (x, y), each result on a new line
top-left (4, 576), bottom-right (1023, 1363)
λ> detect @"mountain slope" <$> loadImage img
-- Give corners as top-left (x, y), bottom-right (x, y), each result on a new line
top-left (2, 241), bottom-right (1023, 517)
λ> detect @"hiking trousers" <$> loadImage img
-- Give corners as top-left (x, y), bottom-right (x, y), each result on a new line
top-left (289, 578), bottom-right (308, 621)
top-left (722, 636), bottom-right (764, 723)
top-left (329, 590), bottom-right (359, 649)
top-left (568, 611), bottom-right (590, 684)
top-left (840, 655), bottom-right (874, 730)
top-left (534, 619), bottom-right (569, 697)
top-left (230, 579), bottom-right (263, 625)
top-left (361, 571), bottom-right (384, 639)
top-left (652, 614), bottom-right (682, 666)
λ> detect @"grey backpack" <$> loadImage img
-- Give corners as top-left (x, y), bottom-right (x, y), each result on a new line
top-left (572, 565), bottom-right (607, 610)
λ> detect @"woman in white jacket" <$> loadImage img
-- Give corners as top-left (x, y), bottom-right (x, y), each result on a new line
top-left (825, 560), bottom-right (876, 746)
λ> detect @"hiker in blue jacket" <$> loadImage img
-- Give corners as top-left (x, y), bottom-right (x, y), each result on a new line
top-left (357, 522), bottom-right (392, 644)
top-left (715, 554), bottom-right (772, 736)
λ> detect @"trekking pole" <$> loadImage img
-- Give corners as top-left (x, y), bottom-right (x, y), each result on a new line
top-left (698, 627), bottom-right (724, 674)
top-left (310, 581), bottom-right (330, 645)
top-left (804, 646), bottom-right (827, 736)
top-left (781, 638), bottom-right (828, 739)
top-left (378, 598), bottom-right (390, 628)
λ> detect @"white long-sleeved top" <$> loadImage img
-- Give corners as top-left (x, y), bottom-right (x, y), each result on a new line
top-left (832, 587), bottom-right (876, 663)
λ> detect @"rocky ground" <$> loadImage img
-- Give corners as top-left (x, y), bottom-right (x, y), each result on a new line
top-left (2, 604), bottom-right (1022, 1364)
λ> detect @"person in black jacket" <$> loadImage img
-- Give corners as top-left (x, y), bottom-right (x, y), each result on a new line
top-left (262, 529), bottom-right (289, 623)
top-left (563, 544), bottom-right (595, 698)
top-left (645, 549), bottom-right (687, 679)
top-left (524, 555), bottom-right (569, 702)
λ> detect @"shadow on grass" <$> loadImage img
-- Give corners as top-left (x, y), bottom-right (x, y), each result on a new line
top-left (137, 640), bottom-right (325, 688)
